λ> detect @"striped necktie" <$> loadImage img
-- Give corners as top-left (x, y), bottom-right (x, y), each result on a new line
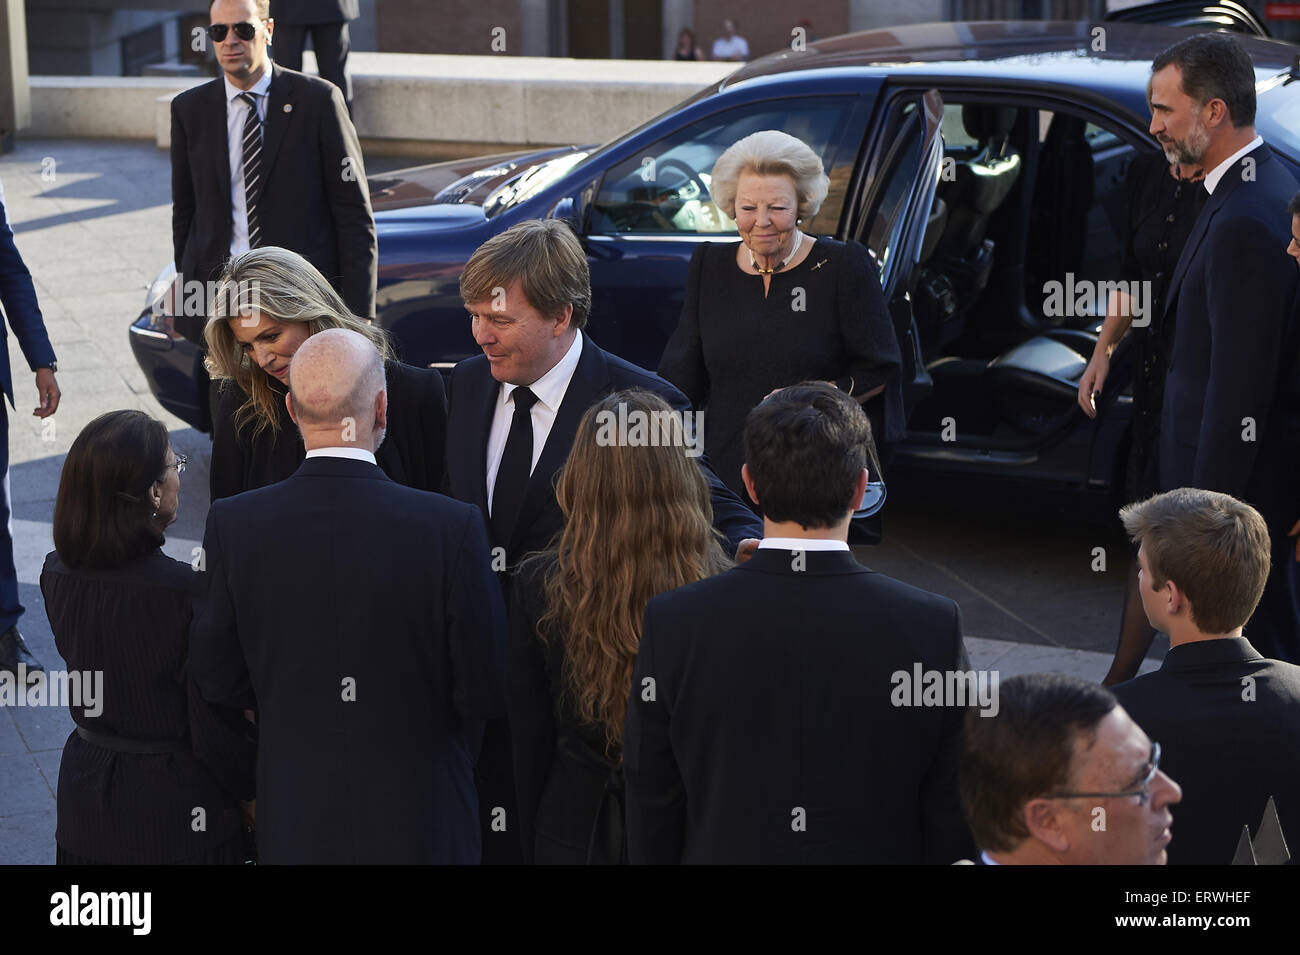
top-left (239, 92), bottom-right (262, 248)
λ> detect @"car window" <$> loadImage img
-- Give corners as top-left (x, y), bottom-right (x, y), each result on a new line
top-left (588, 97), bottom-right (856, 236)
top-left (862, 100), bottom-right (926, 283)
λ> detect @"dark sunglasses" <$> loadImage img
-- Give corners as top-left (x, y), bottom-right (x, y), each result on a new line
top-left (208, 21), bottom-right (259, 43)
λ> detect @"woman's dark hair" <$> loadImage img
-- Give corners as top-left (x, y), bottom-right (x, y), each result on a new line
top-left (53, 410), bottom-right (169, 569)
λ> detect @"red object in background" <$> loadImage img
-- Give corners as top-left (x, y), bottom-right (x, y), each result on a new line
top-left (1265, 3), bottom-right (1300, 19)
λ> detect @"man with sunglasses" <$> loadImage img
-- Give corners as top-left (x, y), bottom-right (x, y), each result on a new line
top-left (170, 0), bottom-right (375, 347)
top-left (959, 673), bottom-right (1182, 865)
top-left (1112, 488), bottom-right (1300, 864)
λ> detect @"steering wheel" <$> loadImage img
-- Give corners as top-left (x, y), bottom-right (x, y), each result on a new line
top-left (653, 158), bottom-right (711, 200)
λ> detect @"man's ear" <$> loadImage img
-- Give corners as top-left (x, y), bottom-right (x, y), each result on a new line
top-left (1023, 798), bottom-right (1071, 854)
top-left (741, 463), bottom-right (759, 506)
top-left (285, 391), bottom-right (298, 426)
top-left (1164, 578), bottom-right (1189, 619)
top-left (1204, 97), bottom-right (1229, 129)
top-left (375, 389), bottom-right (388, 431)
top-left (850, 467), bottom-right (869, 513)
top-left (552, 303), bottom-right (574, 337)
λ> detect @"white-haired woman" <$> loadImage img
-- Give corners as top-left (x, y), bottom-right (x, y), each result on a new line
top-left (205, 246), bottom-right (447, 500)
top-left (658, 129), bottom-right (903, 535)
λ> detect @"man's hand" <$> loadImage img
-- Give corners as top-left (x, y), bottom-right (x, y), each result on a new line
top-left (1289, 518), bottom-right (1300, 562)
top-left (34, 368), bottom-right (60, 418)
top-left (735, 538), bottom-right (760, 564)
top-left (1077, 353), bottom-right (1108, 419)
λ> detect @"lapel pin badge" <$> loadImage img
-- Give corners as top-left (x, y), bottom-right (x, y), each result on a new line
top-left (283, 103), bottom-right (293, 113)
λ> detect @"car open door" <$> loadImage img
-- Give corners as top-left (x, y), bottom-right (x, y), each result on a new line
top-left (850, 88), bottom-right (944, 419)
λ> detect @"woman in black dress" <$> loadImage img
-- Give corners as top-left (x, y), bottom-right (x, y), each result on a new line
top-left (42, 410), bottom-right (253, 864)
top-left (1076, 149), bottom-right (1208, 684)
top-left (509, 390), bottom-right (731, 864)
top-left (204, 246), bottom-right (446, 501)
top-left (658, 129), bottom-right (903, 527)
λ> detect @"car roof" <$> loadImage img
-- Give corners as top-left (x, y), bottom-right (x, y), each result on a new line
top-left (721, 19), bottom-right (1298, 91)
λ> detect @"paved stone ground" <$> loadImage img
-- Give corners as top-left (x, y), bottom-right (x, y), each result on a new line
top-left (0, 137), bottom-right (1162, 864)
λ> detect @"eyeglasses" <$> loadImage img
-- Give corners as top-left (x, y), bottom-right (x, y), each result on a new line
top-left (1041, 742), bottom-right (1162, 807)
top-left (165, 453), bottom-right (188, 476)
top-left (208, 22), bottom-right (259, 43)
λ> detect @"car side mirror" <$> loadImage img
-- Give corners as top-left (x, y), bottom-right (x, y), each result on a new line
top-left (548, 196), bottom-right (582, 231)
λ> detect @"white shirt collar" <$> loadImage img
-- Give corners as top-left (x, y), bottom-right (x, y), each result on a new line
top-left (1204, 135), bottom-right (1264, 194)
top-left (305, 447), bottom-right (377, 465)
top-left (757, 537), bottom-right (850, 552)
top-left (502, 331), bottom-right (583, 413)
top-left (980, 851), bottom-right (1000, 866)
top-left (224, 67), bottom-right (272, 105)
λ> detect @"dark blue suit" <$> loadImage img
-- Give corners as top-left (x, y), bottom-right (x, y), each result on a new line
top-left (0, 181), bottom-right (57, 634)
top-left (1159, 142), bottom-right (1300, 662)
top-left (190, 455), bottom-right (507, 863)
top-left (445, 330), bottom-right (762, 863)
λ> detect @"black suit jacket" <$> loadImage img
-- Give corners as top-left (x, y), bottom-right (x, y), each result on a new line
top-left (210, 359), bottom-right (447, 501)
top-left (190, 456), bottom-right (506, 864)
top-left (170, 63), bottom-right (376, 341)
top-left (624, 548), bottom-right (975, 864)
top-left (446, 331), bottom-right (762, 565)
top-left (1113, 637), bottom-right (1300, 865)
top-left (1159, 142), bottom-right (1299, 518)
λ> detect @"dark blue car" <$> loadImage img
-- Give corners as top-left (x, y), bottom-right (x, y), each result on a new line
top-left (129, 16), bottom-right (1300, 502)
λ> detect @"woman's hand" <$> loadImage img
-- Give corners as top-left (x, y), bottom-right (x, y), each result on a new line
top-left (1077, 352), bottom-right (1110, 419)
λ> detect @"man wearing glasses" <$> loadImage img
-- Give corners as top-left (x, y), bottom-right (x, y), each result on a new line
top-left (1113, 488), bottom-right (1300, 864)
top-left (170, 0), bottom-right (375, 348)
top-left (959, 673), bottom-right (1182, 865)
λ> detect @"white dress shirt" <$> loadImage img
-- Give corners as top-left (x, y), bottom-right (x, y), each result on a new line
top-left (485, 332), bottom-right (584, 514)
top-left (1204, 135), bottom-right (1263, 195)
top-left (225, 69), bottom-right (273, 256)
top-left (757, 537), bottom-right (850, 552)
top-left (305, 447), bottom-right (377, 465)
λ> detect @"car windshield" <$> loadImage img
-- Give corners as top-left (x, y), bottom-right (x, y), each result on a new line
top-left (481, 86), bottom-right (723, 219)
top-left (483, 151), bottom-right (592, 218)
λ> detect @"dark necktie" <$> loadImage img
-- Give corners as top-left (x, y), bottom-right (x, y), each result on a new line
top-left (491, 386), bottom-right (539, 548)
top-left (239, 92), bottom-right (262, 248)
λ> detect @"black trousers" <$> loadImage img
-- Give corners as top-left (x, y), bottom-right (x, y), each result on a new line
top-left (274, 21), bottom-right (353, 113)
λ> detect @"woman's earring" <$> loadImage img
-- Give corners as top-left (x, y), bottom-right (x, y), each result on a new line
top-left (151, 511), bottom-right (158, 519)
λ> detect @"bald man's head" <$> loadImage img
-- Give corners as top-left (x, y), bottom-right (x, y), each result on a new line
top-left (286, 328), bottom-right (387, 451)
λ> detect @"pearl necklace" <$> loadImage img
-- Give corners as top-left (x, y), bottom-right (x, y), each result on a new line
top-left (749, 233), bottom-right (805, 275)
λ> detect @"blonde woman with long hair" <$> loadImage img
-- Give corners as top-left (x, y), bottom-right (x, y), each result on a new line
top-left (508, 388), bottom-right (731, 864)
top-left (205, 246), bottom-right (447, 499)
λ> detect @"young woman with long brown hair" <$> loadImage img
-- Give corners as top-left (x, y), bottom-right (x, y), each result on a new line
top-left (508, 388), bottom-right (731, 864)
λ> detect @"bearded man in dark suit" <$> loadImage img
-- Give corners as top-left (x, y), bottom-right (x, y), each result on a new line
top-left (1150, 33), bottom-right (1300, 663)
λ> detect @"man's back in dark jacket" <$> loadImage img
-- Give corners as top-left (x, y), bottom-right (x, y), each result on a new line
top-left (190, 455), bottom-right (507, 863)
top-left (1113, 637), bottom-right (1300, 865)
top-left (624, 548), bottom-right (975, 864)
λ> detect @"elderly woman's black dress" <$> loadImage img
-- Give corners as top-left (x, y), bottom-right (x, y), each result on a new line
top-left (1119, 150), bottom-right (1209, 500)
top-left (210, 358), bottom-right (447, 501)
top-left (658, 237), bottom-right (904, 510)
top-left (41, 549), bottom-right (254, 864)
